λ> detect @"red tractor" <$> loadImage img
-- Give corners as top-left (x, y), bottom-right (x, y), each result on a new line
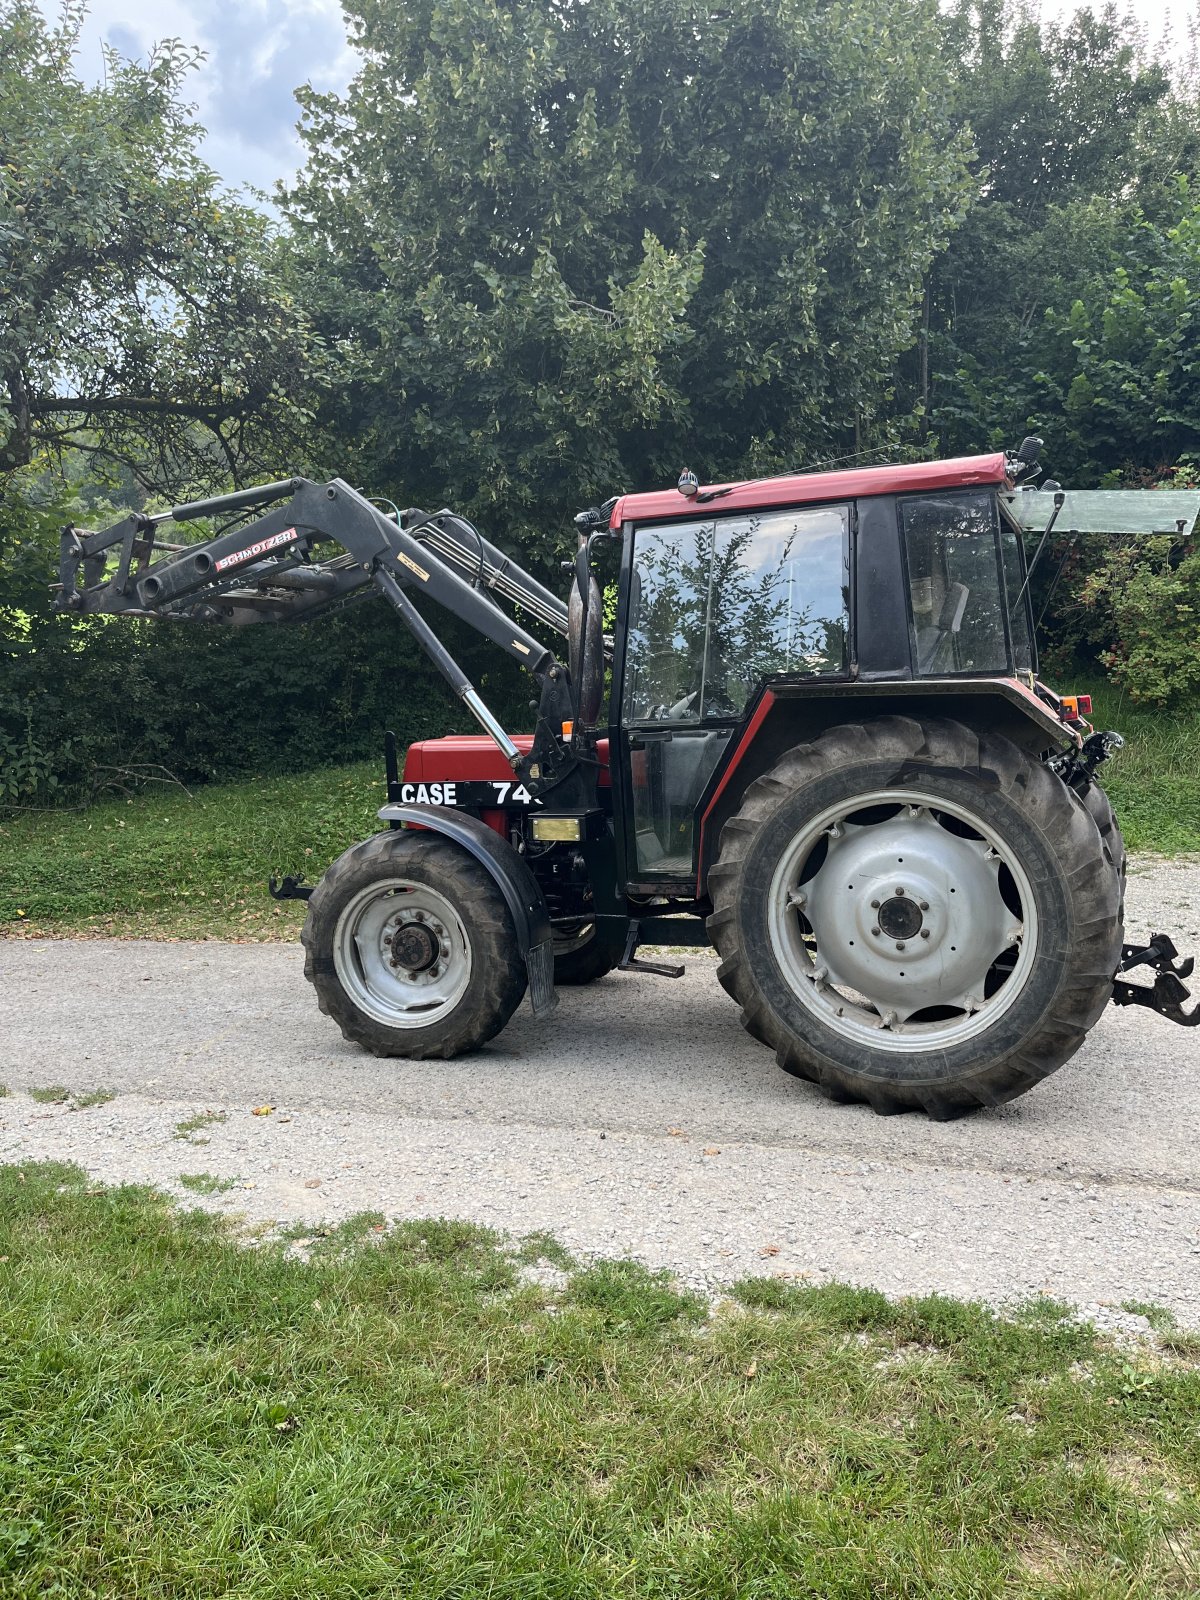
top-left (56, 440), bottom-right (1199, 1116)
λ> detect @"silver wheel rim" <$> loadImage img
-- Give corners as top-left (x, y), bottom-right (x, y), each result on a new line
top-left (767, 787), bottom-right (1039, 1052)
top-left (333, 878), bottom-right (472, 1029)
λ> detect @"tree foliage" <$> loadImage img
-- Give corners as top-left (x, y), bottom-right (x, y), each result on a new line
top-left (285, 0), bottom-right (973, 561)
top-left (7, 0), bottom-right (1200, 807)
top-left (926, 0), bottom-right (1200, 482)
top-left (0, 0), bottom-right (324, 492)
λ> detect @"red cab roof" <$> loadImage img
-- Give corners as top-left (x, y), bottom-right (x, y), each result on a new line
top-left (609, 452), bottom-right (1010, 527)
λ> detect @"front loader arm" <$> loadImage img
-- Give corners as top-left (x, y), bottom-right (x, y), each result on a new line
top-left (55, 475), bottom-right (575, 782)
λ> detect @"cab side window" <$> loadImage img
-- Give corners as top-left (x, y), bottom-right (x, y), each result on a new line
top-left (901, 492), bottom-right (1009, 676)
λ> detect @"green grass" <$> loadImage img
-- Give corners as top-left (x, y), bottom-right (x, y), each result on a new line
top-left (173, 1110), bottom-right (228, 1143)
top-left (0, 691), bottom-right (1195, 941)
top-left (70, 1088), bottom-right (115, 1110)
top-left (516, 1229), bottom-right (577, 1271)
top-left (1079, 678), bottom-right (1200, 854)
top-left (177, 1172), bottom-right (241, 1196)
top-left (22, 1086), bottom-right (115, 1110)
top-left (1, 1164), bottom-right (1198, 1597)
top-left (0, 760), bottom-right (385, 938)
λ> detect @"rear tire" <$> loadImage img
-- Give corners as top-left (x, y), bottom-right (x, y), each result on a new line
top-left (302, 830), bottom-right (526, 1058)
top-left (707, 716), bottom-right (1122, 1118)
top-left (1080, 778), bottom-right (1126, 914)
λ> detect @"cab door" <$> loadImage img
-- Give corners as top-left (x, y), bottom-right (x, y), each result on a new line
top-left (614, 503), bottom-right (851, 892)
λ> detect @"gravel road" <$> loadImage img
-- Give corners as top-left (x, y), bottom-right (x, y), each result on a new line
top-left (3, 855), bottom-right (1199, 1326)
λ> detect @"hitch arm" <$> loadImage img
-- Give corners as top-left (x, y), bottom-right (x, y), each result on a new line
top-left (1112, 933), bottom-right (1200, 1026)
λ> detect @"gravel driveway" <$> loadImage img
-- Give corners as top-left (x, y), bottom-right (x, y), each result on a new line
top-left (3, 855), bottom-right (1199, 1325)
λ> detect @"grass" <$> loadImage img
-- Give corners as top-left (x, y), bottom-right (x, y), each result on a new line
top-left (1078, 678), bottom-right (1200, 855)
top-left (177, 1172), bottom-right (241, 1196)
top-left (1, 1163), bottom-right (1198, 1597)
top-left (0, 689), bottom-right (1196, 941)
top-left (0, 760), bottom-right (385, 939)
top-left (173, 1110), bottom-right (228, 1143)
top-left (69, 1088), bottom-right (115, 1110)
top-left (21, 1086), bottom-right (115, 1111)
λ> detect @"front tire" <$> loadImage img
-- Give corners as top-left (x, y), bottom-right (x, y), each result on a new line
top-left (552, 921), bottom-right (624, 985)
top-left (302, 830), bottom-right (526, 1058)
top-left (707, 717), bottom-right (1122, 1118)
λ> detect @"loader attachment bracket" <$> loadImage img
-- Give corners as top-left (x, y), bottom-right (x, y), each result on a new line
top-left (1112, 933), bottom-right (1200, 1025)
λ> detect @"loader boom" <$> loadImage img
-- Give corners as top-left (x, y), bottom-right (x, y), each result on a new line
top-left (55, 476), bottom-right (576, 783)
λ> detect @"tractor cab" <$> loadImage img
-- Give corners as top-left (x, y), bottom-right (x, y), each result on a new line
top-left (606, 454), bottom-right (1041, 893)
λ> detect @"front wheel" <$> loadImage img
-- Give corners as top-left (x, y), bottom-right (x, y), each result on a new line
top-left (302, 830), bottom-right (527, 1058)
top-left (707, 717), bottom-right (1123, 1118)
top-left (552, 921), bottom-right (625, 985)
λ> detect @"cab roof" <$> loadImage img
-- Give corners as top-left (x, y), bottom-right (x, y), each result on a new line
top-left (609, 452), bottom-right (1010, 527)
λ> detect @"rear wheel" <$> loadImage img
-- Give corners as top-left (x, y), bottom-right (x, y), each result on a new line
top-left (707, 717), bottom-right (1122, 1118)
top-left (1081, 779), bottom-right (1126, 913)
top-left (302, 830), bottom-right (526, 1058)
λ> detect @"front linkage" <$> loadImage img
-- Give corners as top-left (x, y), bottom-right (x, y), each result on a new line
top-left (56, 474), bottom-right (582, 806)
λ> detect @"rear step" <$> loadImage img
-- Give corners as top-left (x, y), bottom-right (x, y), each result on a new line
top-left (619, 923), bottom-right (685, 979)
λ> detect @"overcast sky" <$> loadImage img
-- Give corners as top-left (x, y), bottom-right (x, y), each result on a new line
top-left (38, 0), bottom-right (1199, 200)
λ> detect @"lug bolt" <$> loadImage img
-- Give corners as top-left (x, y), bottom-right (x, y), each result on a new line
top-left (896, 941), bottom-right (906, 951)
top-left (894, 886), bottom-right (905, 896)
top-left (871, 926), bottom-right (881, 936)
top-left (870, 898), bottom-right (881, 909)
top-left (919, 900), bottom-right (929, 911)
top-left (920, 929), bottom-right (931, 940)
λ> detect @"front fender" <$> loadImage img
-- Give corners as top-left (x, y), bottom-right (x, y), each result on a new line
top-left (376, 803), bottom-right (556, 1016)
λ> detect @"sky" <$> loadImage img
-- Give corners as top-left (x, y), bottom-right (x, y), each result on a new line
top-left (37, 0), bottom-right (360, 198)
top-left (37, 0), bottom-right (1199, 200)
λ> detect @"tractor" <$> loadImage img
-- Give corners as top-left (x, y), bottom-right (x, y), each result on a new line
top-left (55, 440), bottom-right (1199, 1117)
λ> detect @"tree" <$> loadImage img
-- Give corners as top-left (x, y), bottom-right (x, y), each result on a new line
top-left (0, 0), bottom-right (324, 494)
top-left (923, 0), bottom-right (1200, 472)
top-left (285, 0), bottom-right (974, 563)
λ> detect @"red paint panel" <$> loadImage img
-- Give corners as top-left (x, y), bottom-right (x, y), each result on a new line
top-left (610, 453), bottom-right (1009, 528)
top-left (403, 734), bottom-right (611, 786)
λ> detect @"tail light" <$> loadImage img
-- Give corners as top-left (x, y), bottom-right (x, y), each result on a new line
top-left (1059, 693), bottom-right (1092, 723)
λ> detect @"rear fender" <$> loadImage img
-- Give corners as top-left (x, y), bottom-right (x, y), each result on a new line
top-left (376, 803), bottom-right (556, 1016)
top-left (695, 679), bottom-right (1075, 897)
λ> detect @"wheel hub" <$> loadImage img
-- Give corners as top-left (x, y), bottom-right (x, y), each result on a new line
top-left (333, 879), bottom-right (472, 1029)
top-left (389, 921), bottom-right (439, 973)
top-left (876, 894), bottom-right (923, 941)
